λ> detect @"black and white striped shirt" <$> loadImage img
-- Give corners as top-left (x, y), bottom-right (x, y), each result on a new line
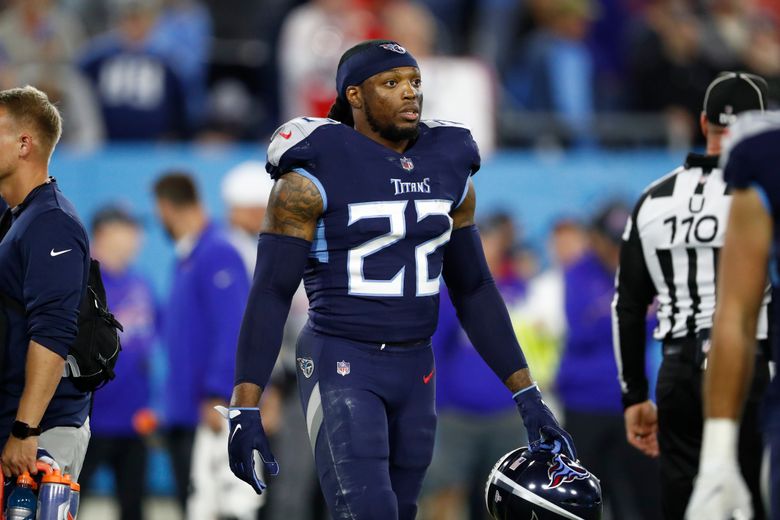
top-left (611, 153), bottom-right (769, 408)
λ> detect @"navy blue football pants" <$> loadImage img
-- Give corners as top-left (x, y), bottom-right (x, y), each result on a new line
top-left (296, 325), bottom-right (436, 520)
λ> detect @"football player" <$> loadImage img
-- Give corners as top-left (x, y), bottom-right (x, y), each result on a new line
top-left (220, 40), bottom-right (575, 520)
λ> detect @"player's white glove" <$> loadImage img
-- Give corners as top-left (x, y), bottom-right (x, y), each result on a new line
top-left (685, 419), bottom-right (752, 520)
top-left (686, 464), bottom-right (752, 520)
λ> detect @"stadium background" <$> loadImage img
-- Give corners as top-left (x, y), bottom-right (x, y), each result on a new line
top-left (1, 0), bottom-right (778, 517)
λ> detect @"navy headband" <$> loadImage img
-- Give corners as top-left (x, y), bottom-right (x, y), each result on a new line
top-left (336, 41), bottom-right (419, 101)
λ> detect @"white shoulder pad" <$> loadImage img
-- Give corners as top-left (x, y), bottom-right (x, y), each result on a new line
top-left (267, 117), bottom-right (340, 167)
top-left (721, 110), bottom-right (780, 166)
top-left (420, 119), bottom-right (472, 131)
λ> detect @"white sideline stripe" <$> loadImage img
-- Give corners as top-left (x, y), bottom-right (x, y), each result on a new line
top-left (491, 471), bottom-right (585, 520)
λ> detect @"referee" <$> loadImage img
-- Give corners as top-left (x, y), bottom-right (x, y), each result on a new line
top-left (611, 71), bottom-right (770, 520)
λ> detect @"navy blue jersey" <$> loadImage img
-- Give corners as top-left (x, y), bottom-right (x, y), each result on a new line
top-left (266, 117), bottom-right (480, 343)
top-left (722, 111), bottom-right (780, 423)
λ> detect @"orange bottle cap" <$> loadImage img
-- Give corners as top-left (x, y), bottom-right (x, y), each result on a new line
top-left (16, 472), bottom-right (34, 487)
top-left (70, 482), bottom-right (80, 492)
top-left (41, 469), bottom-right (65, 484)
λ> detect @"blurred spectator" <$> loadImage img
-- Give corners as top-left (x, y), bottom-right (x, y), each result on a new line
top-left (200, 0), bottom-right (295, 139)
top-left (742, 18), bottom-right (780, 103)
top-left (60, 0), bottom-right (113, 37)
top-left (220, 160), bottom-right (274, 277)
top-left (422, 213), bottom-right (527, 520)
top-left (504, 0), bottom-right (597, 147)
top-left (517, 218), bottom-right (588, 341)
top-left (277, 0), bottom-right (379, 120)
top-left (149, 0), bottom-right (211, 129)
top-left (586, 0), bottom-right (633, 110)
top-left (699, 0), bottom-right (753, 72)
top-left (471, 0), bottom-right (524, 73)
top-left (556, 202), bottom-right (661, 519)
top-left (512, 219), bottom-right (588, 403)
top-left (0, 0), bottom-right (103, 147)
top-left (152, 173), bottom-right (253, 517)
top-left (80, 206), bottom-right (157, 520)
top-left (78, 0), bottom-right (189, 141)
top-left (627, 1), bottom-right (714, 146)
top-left (0, 0), bottom-right (85, 65)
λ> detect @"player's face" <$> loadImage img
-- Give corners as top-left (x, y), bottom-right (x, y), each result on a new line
top-left (361, 66), bottom-right (422, 142)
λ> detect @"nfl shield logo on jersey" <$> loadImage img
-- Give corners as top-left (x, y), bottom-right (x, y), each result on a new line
top-left (400, 157), bottom-right (414, 172)
top-left (297, 357), bottom-right (314, 379)
top-left (336, 360), bottom-right (351, 376)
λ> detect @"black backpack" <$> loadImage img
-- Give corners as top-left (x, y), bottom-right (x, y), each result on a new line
top-left (0, 259), bottom-right (123, 392)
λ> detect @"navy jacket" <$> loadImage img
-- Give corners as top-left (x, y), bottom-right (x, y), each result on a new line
top-left (0, 179), bottom-right (91, 440)
top-left (163, 223), bottom-right (248, 427)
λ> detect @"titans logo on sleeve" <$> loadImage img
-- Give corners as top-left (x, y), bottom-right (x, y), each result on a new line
top-left (266, 117), bottom-right (481, 343)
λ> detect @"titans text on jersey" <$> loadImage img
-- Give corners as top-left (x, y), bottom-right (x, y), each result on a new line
top-left (266, 116), bottom-right (480, 343)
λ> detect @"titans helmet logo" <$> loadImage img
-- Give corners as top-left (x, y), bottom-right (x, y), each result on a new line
top-left (297, 357), bottom-right (314, 379)
top-left (379, 43), bottom-right (407, 54)
top-left (547, 455), bottom-right (590, 489)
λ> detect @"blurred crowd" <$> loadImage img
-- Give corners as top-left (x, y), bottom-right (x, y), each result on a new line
top-left (74, 156), bottom-right (659, 519)
top-left (0, 0), bottom-right (777, 149)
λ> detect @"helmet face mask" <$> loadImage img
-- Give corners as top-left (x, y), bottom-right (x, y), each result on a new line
top-left (485, 447), bottom-right (602, 520)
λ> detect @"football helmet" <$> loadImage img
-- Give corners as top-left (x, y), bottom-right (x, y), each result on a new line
top-left (485, 447), bottom-right (602, 520)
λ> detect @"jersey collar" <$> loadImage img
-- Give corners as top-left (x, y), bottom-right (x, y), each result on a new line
top-left (684, 153), bottom-right (719, 173)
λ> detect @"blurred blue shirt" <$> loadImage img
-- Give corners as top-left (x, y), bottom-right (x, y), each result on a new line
top-left (163, 223), bottom-right (248, 428)
top-left (557, 252), bottom-right (623, 413)
top-left (433, 277), bottom-right (526, 415)
top-left (90, 268), bottom-right (157, 436)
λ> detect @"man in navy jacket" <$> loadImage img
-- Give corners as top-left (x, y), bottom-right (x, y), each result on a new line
top-left (0, 86), bottom-right (91, 479)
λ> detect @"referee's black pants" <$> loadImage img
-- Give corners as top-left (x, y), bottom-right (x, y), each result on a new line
top-left (657, 340), bottom-right (769, 520)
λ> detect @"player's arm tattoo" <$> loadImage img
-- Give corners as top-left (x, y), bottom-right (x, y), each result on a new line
top-left (262, 171), bottom-right (323, 241)
top-left (450, 180), bottom-right (476, 230)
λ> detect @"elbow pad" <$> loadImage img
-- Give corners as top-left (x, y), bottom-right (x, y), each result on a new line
top-left (442, 226), bottom-right (527, 381)
top-left (234, 233), bottom-right (311, 388)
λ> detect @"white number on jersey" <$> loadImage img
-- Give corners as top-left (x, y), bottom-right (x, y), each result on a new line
top-left (347, 200), bottom-right (453, 297)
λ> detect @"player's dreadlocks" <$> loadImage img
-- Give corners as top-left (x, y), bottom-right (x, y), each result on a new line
top-left (327, 97), bottom-right (354, 127)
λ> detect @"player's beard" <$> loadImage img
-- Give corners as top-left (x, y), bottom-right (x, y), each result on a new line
top-left (365, 99), bottom-right (421, 143)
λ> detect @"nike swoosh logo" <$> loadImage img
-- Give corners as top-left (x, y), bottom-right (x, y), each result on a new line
top-left (280, 131), bottom-right (292, 139)
top-left (50, 248), bottom-right (72, 257)
top-left (230, 423), bottom-right (242, 443)
top-left (423, 369), bottom-right (434, 384)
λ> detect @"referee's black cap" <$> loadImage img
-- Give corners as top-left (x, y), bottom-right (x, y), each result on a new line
top-left (703, 71), bottom-right (768, 126)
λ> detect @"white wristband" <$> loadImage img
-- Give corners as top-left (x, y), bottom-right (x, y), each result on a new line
top-left (699, 418), bottom-right (739, 471)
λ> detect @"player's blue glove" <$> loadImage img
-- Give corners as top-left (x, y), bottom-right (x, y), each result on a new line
top-left (514, 384), bottom-right (577, 461)
top-left (215, 406), bottom-right (279, 494)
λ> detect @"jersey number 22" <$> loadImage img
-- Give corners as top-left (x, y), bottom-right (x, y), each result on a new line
top-left (348, 200), bottom-right (453, 297)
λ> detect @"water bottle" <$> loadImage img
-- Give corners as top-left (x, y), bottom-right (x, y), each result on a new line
top-left (6, 472), bottom-right (37, 520)
top-left (36, 470), bottom-right (70, 520)
top-left (67, 480), bottom-right (79, 520)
